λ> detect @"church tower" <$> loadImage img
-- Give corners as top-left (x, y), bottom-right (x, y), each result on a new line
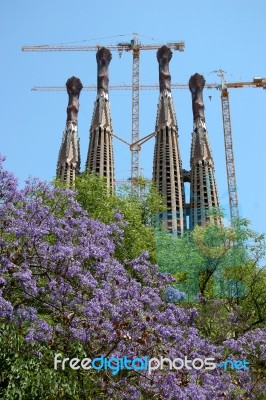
top-left (86, 47), bottom-right (115, 192)
top-left (153, 46), bottom-right (186, 235)
top-left (56, 76), bottom-right (83, 187)
top-left (189, 73), bottom-right (221, 228)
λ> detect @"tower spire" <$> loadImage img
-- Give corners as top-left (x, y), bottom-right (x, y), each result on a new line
top-left (189, 73), bottom-right (220, 227)
top-left (56, 76), bottom-right (82, 186)
top-left (153, 46), bottom-right (185, 235)
top-left (86, 47), bottom-right (115, 192)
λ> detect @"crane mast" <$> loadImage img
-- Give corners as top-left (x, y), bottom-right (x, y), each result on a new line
top-left (221, 87), bottom-right (239, 221)
top-left (217, 71), bottom-right (266, 223)
top-left (131, 34), bottom-right (140, 184)
top-left (216, 69), bottom-right (239, 222)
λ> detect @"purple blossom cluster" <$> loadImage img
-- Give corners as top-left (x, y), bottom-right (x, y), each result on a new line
top-left (163, 286), bottom-right (186, 303)
top-left (0, 156), bottom-right (264, 399)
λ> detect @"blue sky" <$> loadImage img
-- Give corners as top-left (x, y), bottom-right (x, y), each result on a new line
top-left (1, 0), bottom-right (266, 234)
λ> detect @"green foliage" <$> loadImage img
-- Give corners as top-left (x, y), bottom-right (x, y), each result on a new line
top-left (74, 171), bottom-right (166, 263)
top-left (0, 323), bottom-right (72, 399)
top-left (155, 216), bottom-right (266, 343)
top-left (222, 262), bottom-right (266, 333)
top-left (1, 158), bottom-right (265, 398)
top-left (155, 218), bottom-right (262, 296)
top-left (0, 323), bottom-right (106, 400)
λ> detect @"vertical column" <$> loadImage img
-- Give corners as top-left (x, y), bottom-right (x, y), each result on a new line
top-left (153, 46), bottom-right (185, 235)
top-left (86, 47), bottom-right (115, 193)
top-left (189, 73), bottom-right (221, 228)
top-left (97, 47), bottom-right (111, 97)
top-left (56, 76), bottom-right (83, 187)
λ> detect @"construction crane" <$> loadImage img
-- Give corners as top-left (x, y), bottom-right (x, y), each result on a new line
top-left (30, 76), bottom-right (265, 223)
top-left (214, 71), bottom-right (266, 222)
top-left (31, 83), bottom-right (218, 91)
top-left (22, 33), bottom-right (265, 223)
top-left (22, 33), bottom-right (185, 184)
top-left (124, 74), bottom-right (265, 223)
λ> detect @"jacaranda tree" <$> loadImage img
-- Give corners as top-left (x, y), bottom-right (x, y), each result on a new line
top-left (0, 156), bottom-right (265, 399)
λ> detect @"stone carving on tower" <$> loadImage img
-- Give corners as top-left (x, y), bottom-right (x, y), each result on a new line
top-left (86, 47), bottom-right (115, 192)
top-left (153, 46), bottom-right (186, 235)
top-left (189, 73), bottom-right (221, 228)
top-left (56, 76), bottom-right (82, 187)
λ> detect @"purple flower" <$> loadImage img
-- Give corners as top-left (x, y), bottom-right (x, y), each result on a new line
top-left (0, 291), bottom-right (13, 319)
top-left (25, 319), bottom-right (52, 343)
top-left (0, 155), bottom-right (264, 399)
top-left (163, 286), bottom-right (186, 302)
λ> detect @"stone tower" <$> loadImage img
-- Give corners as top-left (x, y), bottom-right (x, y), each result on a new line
top-left (189, 73), bottom-right (220, 228)
top-left (153, 46), bottom-right (186, 235)
top-left (86, 47), bottom-right (115, 192)
top-left (56, 76), bottom-right (83, 187)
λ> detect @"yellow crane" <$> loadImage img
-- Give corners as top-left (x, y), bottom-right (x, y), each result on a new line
top-left (215, 72), bottom-right (266, 222)
top-left (22, 33), bottom-right (185, 184)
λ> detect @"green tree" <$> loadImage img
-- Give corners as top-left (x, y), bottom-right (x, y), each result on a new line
top-left (155, 217), bottom-right (266, 342)
top-left (74, 172), bottom-right (166, 263)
